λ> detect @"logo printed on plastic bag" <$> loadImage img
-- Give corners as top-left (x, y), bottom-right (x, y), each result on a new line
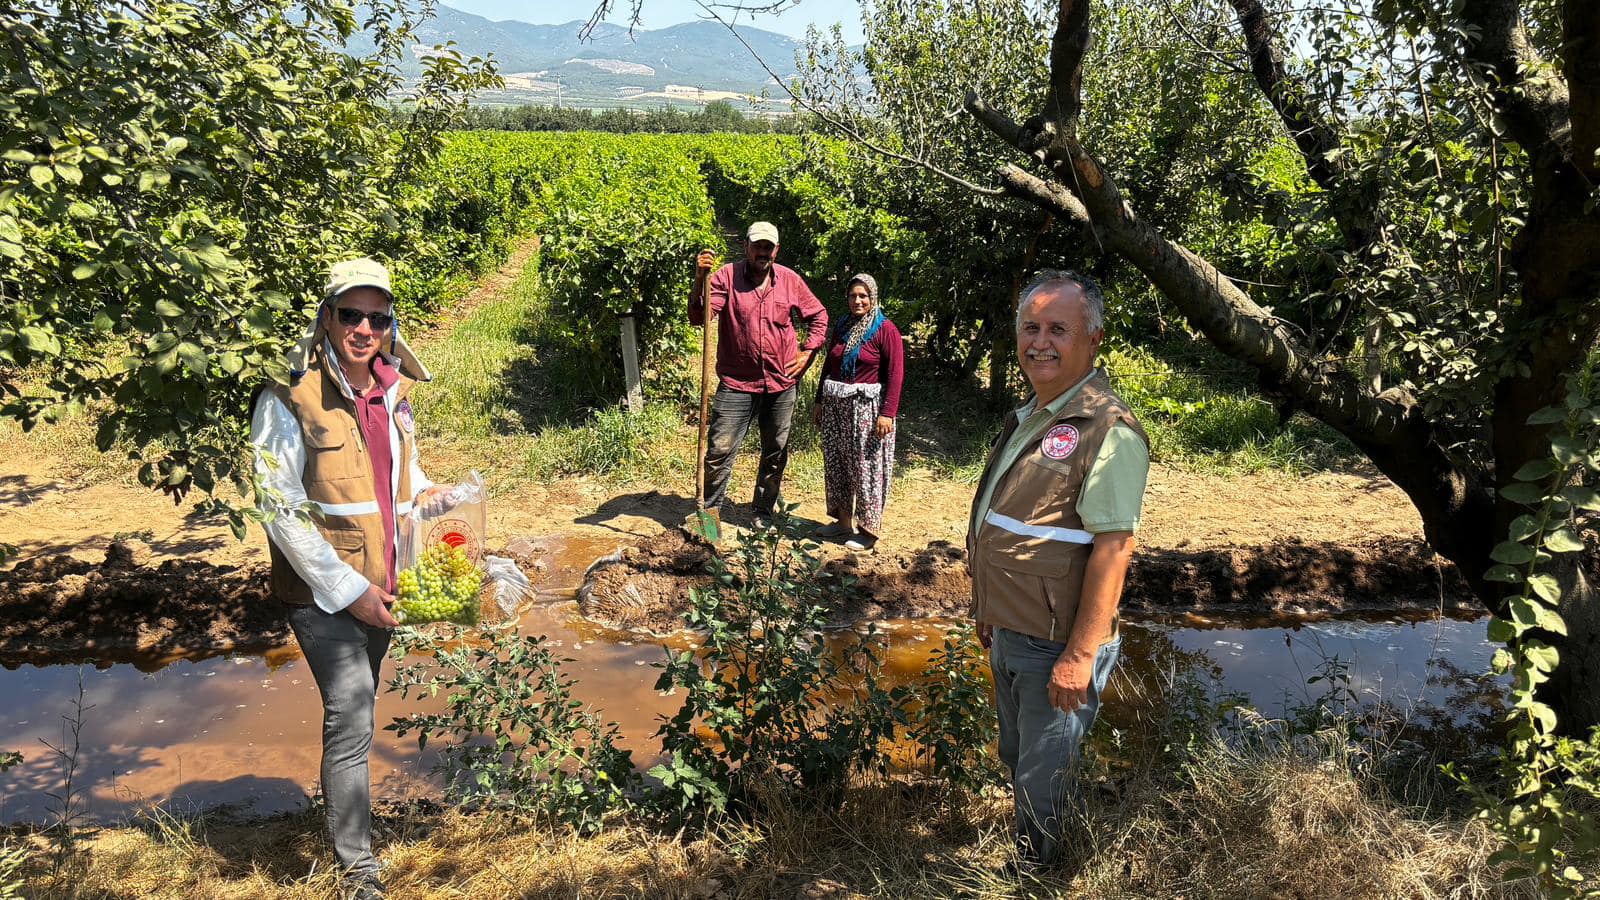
top-left (426, 518), bottom-right (480, 563)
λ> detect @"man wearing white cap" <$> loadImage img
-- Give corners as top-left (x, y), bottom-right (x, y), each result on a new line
top-left (250, 257), bottom-right (446, 899)
top-left (689, 221), bottom-right (828, 522)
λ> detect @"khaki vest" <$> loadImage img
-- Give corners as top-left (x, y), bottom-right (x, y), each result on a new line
top-left (966, 369), bottom-right (1147, 641)
top-left (264, 348), bottom-right (418, 607)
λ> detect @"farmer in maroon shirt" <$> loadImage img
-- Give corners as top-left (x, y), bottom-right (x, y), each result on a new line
top-left (689, 221), bottom-right (828, 522)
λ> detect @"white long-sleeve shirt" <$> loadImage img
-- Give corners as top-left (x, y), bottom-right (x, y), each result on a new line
top-left (250, 346), bottom-right (432, 614)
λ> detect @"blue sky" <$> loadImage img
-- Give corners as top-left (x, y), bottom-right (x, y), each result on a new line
top-left (446, 0), bottom-right (866, 42)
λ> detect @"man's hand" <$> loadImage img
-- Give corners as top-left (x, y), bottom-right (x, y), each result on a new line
top-left (347, 584), bottom-right (398, 629)
top-left (787, 349), bottom-right (816, 378)
top-left (695, 249), bottom-right (716, 275)
top-left (1048, 647), bottom-right (1096, 713)
top-left (416, 484), bottom-right (455, 518)
top-left (874, 416), bottom-right (894, 439)
top-left (977, 623), bottom-right (993, 649)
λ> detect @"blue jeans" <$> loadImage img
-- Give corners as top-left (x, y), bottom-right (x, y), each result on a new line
top-left (990, 626), bottom-right (1120, 866)
top-left (702, 384), bottom-right (796, 514)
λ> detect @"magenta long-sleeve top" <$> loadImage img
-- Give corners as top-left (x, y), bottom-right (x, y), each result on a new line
top-left (816, 318), bottom-right (905, 419)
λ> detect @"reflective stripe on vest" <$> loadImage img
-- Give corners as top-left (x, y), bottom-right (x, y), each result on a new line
top-left (983, 510), bottom-right (1095, 545)
top-left (315, 499), bottom-right (381, 517)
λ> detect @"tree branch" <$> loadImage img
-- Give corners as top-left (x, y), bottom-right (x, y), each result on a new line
top-left (1042, 0), bottom-right (1092, 134)
top-left (1459, 0), bottom-right (1572, 156)
top-left (697, 2), bottom-right (1005, 198)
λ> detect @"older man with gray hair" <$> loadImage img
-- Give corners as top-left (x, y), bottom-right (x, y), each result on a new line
top-left (966, 269), bottom-right (1150, 868)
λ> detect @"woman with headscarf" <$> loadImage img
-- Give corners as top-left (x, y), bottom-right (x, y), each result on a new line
top-left (812, 273), bottom-right (904, 551)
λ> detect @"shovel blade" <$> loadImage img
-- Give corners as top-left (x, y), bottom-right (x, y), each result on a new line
top-left (686, 507), bottom-right (721, 543)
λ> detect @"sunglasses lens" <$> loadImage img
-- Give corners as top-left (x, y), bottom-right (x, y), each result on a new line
top-left (335, 308), bottom-right (394, 330)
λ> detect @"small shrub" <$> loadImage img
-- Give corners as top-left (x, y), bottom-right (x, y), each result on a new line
top-left (387, 626), bottom-right (640, 833)
top-left (904, 626), bottom-right (1002, 795)
top-left (650, 507), bottom-right (905, 822)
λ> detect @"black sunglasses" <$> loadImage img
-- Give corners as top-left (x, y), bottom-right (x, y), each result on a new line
top-left (333, 307), bottom-right (395, 331)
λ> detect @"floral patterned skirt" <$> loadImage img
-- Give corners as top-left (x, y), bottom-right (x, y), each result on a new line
top-left (819, 379), bottom-right (895, 536)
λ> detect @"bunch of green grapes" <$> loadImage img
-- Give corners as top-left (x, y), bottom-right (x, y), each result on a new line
top-left (394, 543), bottom-right (483, 625)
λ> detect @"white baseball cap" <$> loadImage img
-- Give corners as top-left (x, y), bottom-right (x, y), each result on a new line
top-left (746, 221), bottom-right (779, 244)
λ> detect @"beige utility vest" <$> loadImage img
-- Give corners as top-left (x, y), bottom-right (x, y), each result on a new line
top-left (265, 350), bottom-right (418, 607)
top-left (966, 370), bottom-right (1147, 642)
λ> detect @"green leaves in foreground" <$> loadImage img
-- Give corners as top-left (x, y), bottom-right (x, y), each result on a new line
top-left (0, 0), bottom-right (495, 517)
top-left (1450, 367), bottom-right (1600, 896)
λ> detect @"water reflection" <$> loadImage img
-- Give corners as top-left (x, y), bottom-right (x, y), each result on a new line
top-left (0, 536), bottom-right (1498, 825)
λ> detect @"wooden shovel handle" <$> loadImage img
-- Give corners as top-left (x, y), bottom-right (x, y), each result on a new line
top-left (693, 259), bottom-right (714, 508)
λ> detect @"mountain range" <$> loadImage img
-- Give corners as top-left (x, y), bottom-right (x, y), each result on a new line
top-left (365, 6), bottom-right (808, 109)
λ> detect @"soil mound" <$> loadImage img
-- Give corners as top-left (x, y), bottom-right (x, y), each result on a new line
top-left (0, 540), bottom-right (283, 668)
top-left (577, 531), bottom-right (1477, 634)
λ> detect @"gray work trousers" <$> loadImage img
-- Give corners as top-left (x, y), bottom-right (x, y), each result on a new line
top-left (990, 626), bottom-right (1120, 866)
top-left (288, 604), bottom-right (390, 879)
top-left (702, 384), bottom-right (796, 515)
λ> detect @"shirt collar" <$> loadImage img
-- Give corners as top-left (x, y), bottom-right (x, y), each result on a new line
top-left (1015, 367), bottom-right (1099, 424)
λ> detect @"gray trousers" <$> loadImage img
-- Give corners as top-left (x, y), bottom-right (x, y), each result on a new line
top-left (990, 626), bottom-right (1120, 866)
top-left (288, 604), bottom-right (390, 879)
top-left (702, 384), bottom-right (796, 515)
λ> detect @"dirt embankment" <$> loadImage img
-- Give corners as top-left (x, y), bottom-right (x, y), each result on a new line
top-left (576, 528), bottom-right (1475, 635)
top-left (0, 540), bottom-right (282, 669)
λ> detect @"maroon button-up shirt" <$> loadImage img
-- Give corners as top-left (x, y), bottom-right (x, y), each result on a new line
top-left (689, 260), bottom-right (828, 394)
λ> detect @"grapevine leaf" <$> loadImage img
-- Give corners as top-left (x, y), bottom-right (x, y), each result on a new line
top-left (1544, 529), bottom-right (1585, 553)
top-left (1561, 486), bottom-right (1600, 511)
top-left (1551, 435), bottom-right (1585, 467)
top-left (1508, 515), bottom-right (1542, 541)
top-left (1499, 482), bottom-right (1544, 505)
top-left (1485, 564), bottom-right (1524, 584)
top-left (1527, 574), bottom-right (1561, 602)
top-left (1514, 459), bottom-right (1557, 481)
top-left (1491, 541), bottom-right (1536, 565)
top-left (1536, 606), bottom-right (1568, 637)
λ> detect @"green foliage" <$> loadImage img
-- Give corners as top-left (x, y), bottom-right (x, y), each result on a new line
top-left (0, 0), bottom-right (495, 529)
top-left (904, 626), bottom-right (1002, 794)
top-left (538, 137), bottom-right (720, 373)
top-left (387, 625), bottom-right (640, 833)
top-left (650, 507), bottom-right (905, 821)
top-left (1104, 346), bottom-right (1344, 472)
top-left (1450, 366), bottom-right (1600, 895)
top-left (522, 402), bottom-right (686, 483)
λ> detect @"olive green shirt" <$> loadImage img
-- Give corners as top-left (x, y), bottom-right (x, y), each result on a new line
top-left (971, 368), bottom-right (1150, 536)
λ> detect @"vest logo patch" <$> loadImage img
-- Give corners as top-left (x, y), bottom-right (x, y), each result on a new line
top-left (396, 399), bottom-right (414, 432)
top-left (1041, 424), bottom-right (1079, 460)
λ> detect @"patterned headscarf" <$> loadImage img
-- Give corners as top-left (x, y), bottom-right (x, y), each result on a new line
top-left (835, 273), bottom-right (884, 378)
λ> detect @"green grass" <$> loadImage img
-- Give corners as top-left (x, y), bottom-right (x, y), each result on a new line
top-left (1105, 343), bottom-right (1356, 475)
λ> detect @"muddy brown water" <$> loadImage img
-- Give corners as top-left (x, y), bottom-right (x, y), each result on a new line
top-left (0, 534), bottom-right (1499, 825)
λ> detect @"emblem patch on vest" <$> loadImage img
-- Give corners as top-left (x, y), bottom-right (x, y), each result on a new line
top-left (1041, 424), bottom-right (1080, 460)
top-left (396, 399), bottom-right (414, 432)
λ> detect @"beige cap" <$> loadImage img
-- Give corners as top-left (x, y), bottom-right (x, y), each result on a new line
top-left (746, 221), bottom-right (779, 244)
top-left (324, 257), bottom-right (394, 301)
top-left (284, 257), bottom-right (430, 382)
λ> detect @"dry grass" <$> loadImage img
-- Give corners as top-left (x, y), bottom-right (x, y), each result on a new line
top-left (16, 730), bottom-right (1527, 900)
